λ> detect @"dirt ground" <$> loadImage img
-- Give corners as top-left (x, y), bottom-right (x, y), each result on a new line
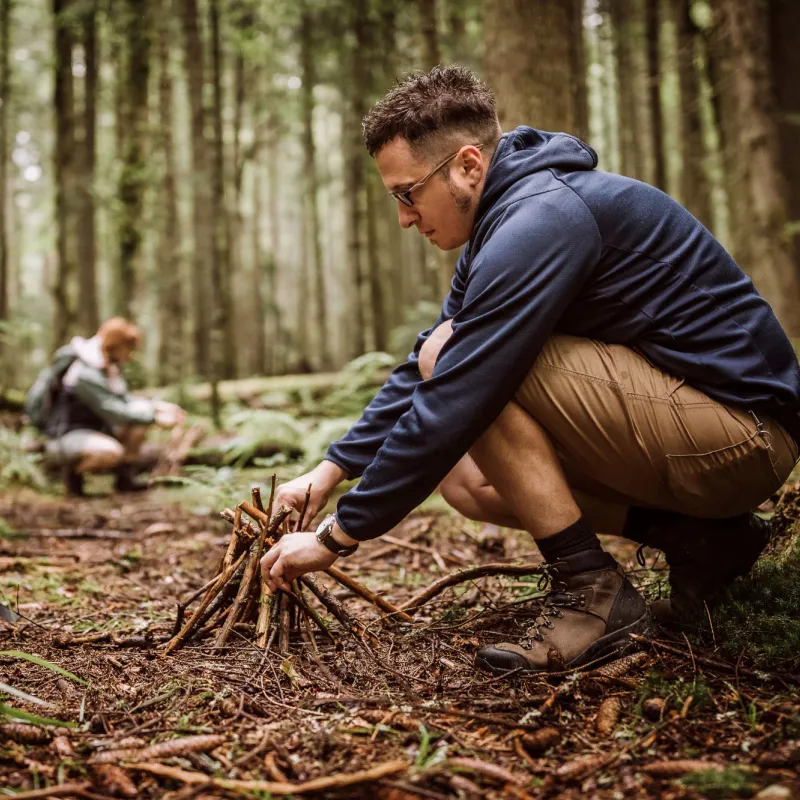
top-left (1, 487), bottom-right (799, 799)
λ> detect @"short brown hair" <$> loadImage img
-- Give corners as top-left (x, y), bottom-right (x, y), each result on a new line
top-left (363, 65), bottom-right (501, 160)
top-left (98, 317), bottom-right (141, 359)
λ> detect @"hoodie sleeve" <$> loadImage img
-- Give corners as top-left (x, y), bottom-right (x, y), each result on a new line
top-left (325, 254), bottom-right (468, 478)
top-left (335, 189), bottom-right (602, 540)
top-left (73, 365), bottom-right (157, 428)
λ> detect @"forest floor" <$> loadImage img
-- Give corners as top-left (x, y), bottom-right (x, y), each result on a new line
top-left (1, 482), bottom-right (799, 800)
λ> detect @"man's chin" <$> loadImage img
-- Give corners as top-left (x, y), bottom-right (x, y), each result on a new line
top-left (427, 235), bottom-right (466, 251)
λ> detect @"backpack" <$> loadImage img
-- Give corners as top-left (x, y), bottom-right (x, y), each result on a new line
top-left (25, 355), bottom-right (77, 431)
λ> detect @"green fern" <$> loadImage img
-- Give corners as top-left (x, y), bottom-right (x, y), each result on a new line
top-left (0, 428), bottom-right (46, 490)
top-left (323, 352), bottom-right (396, 416)
top-left (223, 410), bottom-right (303, 467)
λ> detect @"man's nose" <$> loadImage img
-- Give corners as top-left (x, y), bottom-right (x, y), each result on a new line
top-left (398, 202), bottom-right (419, 229)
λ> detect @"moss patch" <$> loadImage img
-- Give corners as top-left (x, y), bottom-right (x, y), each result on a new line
top-left (697, 512), bottom-right (800, 670)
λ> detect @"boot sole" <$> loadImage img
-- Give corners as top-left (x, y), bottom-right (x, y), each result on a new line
top-left (474, 609), bottom-right (657, 675)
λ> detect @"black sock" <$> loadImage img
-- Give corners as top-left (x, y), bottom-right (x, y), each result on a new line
top-left (622, 506), bottom-right (682, 541)
top-left (622, 506), bottom-right (657, 540)
top-left (537, 517), bottom-right (602, 563)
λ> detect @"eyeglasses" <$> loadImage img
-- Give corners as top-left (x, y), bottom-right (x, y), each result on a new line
top-left (389, 144), bottom-right (483, 207)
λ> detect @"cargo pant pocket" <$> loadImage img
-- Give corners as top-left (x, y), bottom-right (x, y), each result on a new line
top-left (664, 432), bottom-right (779, 518)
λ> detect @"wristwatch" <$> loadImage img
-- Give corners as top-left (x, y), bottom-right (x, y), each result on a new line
top-left (316, 515), bottom-right (359, 558)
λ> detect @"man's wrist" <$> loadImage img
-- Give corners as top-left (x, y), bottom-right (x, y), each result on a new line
top-left (314, 460), bottom-right (348, 491)
top-left (316, 515), bottom-right (359, 557)
top-left (330, 518), bottom-right (358, 547)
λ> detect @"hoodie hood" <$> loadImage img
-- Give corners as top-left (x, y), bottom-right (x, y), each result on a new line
top-left (61, 336), bottom-right (106, 369)
top-left (474, 127), bottom-right (598, 234)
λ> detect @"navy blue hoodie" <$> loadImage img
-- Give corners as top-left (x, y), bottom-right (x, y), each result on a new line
top-left (328, 127), bottom-right (800, 540)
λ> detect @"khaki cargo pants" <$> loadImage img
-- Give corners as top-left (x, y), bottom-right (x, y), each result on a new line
top-left (515, 335), bottom-right (798, 518)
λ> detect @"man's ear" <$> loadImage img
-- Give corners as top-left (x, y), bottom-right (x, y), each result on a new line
top-left (460, 145), bottom-right (484, 187)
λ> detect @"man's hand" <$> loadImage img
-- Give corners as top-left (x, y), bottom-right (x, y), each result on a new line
top-left (260, 531), bottom-right (338, 593)
top-left (273, 461), bottom-right (347, 526)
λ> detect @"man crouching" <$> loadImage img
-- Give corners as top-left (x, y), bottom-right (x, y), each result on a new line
top-left (260, 66), bottom-right (800, 674)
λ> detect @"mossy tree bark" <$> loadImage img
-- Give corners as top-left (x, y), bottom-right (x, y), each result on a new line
top-left (249, 149), bottom-right (267, 376)
top-left (483, 0), bottom-right (587, 135)
top-left (156, 0), bottom-right (184, 386)
top-left (75, 1), bottom-right (99, 334)
top-left (674, 0), bottom-right (712, 227)
top-left (418, 0), bottom-right (440, 70)
top-left (377, 0), bottom-right (405, 333)
top-left (116, 0), bottom-right (151, 318)
top-left (53, 0), bottom-right (77, 345)
top-left (769, 0), bottom-right (800, 279)
top-left (417, 0), bottom-right (460, 304)
top-left (646, 0), bottom-right (667, 191)
top-left (714, 0), bottom-right (800, 335)
top-left (344, 0), bottom-right (368, 358)
top-left (265, 112), bottom-right (284, 374)
top-left (207, 0), bottom-right (230, 422)
top-left (444, 0), bottom-right (469, 65)
top-left (609, 0), bottom-right (648, 180)
top-left (0, 0), bottom-right (9, 331)
top-left (208, 0), bottom-right (235, 383)
top-left (181, 0), bottom-right (213, 379)
top-left (299, 2), bottom-right (330, 369)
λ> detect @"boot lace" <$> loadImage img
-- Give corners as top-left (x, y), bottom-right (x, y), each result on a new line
top-left (523, 563), bottom-right (586, 646)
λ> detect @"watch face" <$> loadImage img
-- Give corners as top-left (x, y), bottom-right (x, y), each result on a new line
top-left (317, 515), bottom-right (335, 537)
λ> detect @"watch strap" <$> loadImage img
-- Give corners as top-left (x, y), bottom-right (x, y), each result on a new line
top-left (316, 515), bottom-right (359, 557)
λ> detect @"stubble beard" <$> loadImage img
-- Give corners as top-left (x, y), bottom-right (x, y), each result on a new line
top-left (437, 177), bottom-right (473, 250)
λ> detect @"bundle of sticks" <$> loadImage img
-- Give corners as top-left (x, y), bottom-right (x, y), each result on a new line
top-left (163, 477), bottom-right (412, 655)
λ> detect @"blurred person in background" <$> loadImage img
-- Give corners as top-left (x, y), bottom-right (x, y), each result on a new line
top-left (28, 317), bottom-right (185, 497)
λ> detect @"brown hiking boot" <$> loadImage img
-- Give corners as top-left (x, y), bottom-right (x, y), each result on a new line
top-left (62, 467), bottom-right (85, 498)
top-left (114, 464), bottom-right (149, 493)
top-left (635, 512), bottom-right (771, 620)
top-left (475, 550), bottom-right (652, 674)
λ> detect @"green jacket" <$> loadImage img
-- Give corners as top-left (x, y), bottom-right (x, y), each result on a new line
top-left (46, 336), bottom-right (155, 436)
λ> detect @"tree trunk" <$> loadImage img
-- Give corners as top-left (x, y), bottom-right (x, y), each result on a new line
top-left (417, 0), bottom-right (460, 301)
top-left (418, 0), bottom-right (440, 69)
top-left (74, 2), bottom-right (99, 334)
top-left (609, 0), bottom-right (646, 179)
top-left (714, 0), bottom-right (800, 335)
top-left (117, 0), bottom-right (151, 318)
top-left (445, 0), bottom-right (469, 65)
top-left (0, 0), bottom-right (9, 328)
top-left (208, 0), bottom-right (230, 418)
top-left (266, 114), bottom-right (283, 374)
top-left (299, 4), bottom-right (330, 369)
top-left (156, 2), bottom-right (184, 386)
top-left (365, 172), bottom-right (387, 351)
top-left (250, 151), bottom-right (267, 375)
top-left (181, 0), bottom-right (213, 378)
top-left (231, 51), bottom-right (253, 375)
top-left (53, 0), bottom-right (77, 345)
top-left (484, 0), bottom-right (587, 134)
top-left (377, 0), bottom-right (404, 331)
top-left (209, 0), bottom-right (234, 381)
top-left (230, 53), bottom-right (265, 375)
top-left (646, 0), bottom-right (667, 190)
top-left (345, 0), bottom-right (368, 357)
top-left (769, 0), bottom-right (800, 277)
top-left (295, 191), bottom-right (311, 370)
top-left (569, 0), bottom-right (589, 142)
top-left (674, 0), bottom-right (712, 226)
